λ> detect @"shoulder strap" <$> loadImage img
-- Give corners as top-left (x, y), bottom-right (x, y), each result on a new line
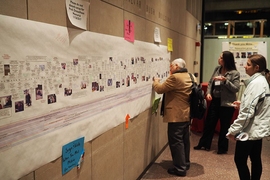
top-left (258, 93), bottom-right (270, 103)
top-left (188, 73), bottom-right (194, 84)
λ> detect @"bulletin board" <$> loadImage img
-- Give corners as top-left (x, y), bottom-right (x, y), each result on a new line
top-left (223, 41), bottom-right (267, 81)
top-left (203, 38), bottom-right (269, 83)
top-left (0, 15), bottom-right (170, 179)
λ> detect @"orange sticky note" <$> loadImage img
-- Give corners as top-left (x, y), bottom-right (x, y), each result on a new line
top-left (125, 114), bottom-right (130, 129)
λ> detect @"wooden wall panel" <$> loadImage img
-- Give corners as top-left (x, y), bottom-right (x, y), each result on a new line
top-left (123, 0), bottom-right (146, 18)
top-left (90, 0), bottom-right (123, 36)
top-left (0, 0), bottom-right (27, 19)
top-left (28, 0), bottom-right (70, 27)
top-left (100, 0), bottom-right (123, 8)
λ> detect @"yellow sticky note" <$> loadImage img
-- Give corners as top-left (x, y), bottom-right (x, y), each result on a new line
top-left (167, 38), bottom-right (173, 52)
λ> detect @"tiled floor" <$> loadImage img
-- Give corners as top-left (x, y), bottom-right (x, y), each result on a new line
top-left (140, 130), bottom-right (270, 180)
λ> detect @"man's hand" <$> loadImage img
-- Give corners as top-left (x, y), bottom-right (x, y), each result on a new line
top-left (153, 77), bottom-right (160, 83)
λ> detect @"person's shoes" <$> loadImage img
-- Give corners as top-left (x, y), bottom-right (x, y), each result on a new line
top-left (193, 145), bottom-right (210, 151)
top-left (167, 168), bottom-right (186, 177)
top-left (217, 150), bottom-right (227, 154)
top-left (193, 145), bottom-right (202, 150)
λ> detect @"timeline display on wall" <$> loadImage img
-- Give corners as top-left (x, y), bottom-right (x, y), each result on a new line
top-left (0, 15), bottom-right (170, 180)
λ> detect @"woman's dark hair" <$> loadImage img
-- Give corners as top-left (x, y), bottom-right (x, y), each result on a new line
top-left (222, 51), bottom-right (237, 71)
top-left (249, 54), bottom-right (270, 85)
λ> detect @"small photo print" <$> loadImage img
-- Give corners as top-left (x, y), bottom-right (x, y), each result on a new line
top-left (0, 95), bottom-right (12, 109)
top-left (100, 85), bottom-right (104, 92)
top-left (142, 76), bottom-right (145, 81)
top-left (235, 52), bottom-right (240, 58)
top-left (107, 79), bottom-right (112, 86)
top-left (81, 81), bottom-right (87, 89)
top-left (126, 76), bottom-right (130, 87)
top-left (15, 100), bottom-right (24, 113)
top-left (61, 63), bottom-right (66, 70)
top-left (36, 85), bottom-right (43, 100)
top-left (4, 64), bottom-right (10, 76)
top-left (133, 77), bottom-right (137, 84)
top-left (141, 57), bottom-right (146, 63)
top-left (39, 65), bottom-right (45, 71)
top-left (24, 89), bottom-right (32, 106)
top-left (116, 81), bottom-right (120, 88)
top-left (73, 59), bottom-right (78, 65)
top-left (64, 88), bottom-right (72, 96)
top-left (48, 94), bottom-right (57, 104)
top-left (241, 52), bottom-right (246, 58)
top-left (92, 82), bottom-right (99, 91)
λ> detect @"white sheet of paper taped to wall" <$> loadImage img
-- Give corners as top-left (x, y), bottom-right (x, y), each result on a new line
top-left (154, 27), bottom-right (161, 43)
top-left (66, 0), bottom-right (90, 30)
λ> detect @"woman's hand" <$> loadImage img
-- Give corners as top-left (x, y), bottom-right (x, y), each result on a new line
top-left (206, 94), bottom-right (212, 101)
top-left (232, 100), bottom-right (241, 109)
top-left (226, 133), bottom-right (236, 141)
top-left (213, 76), bottom-right (226, 82)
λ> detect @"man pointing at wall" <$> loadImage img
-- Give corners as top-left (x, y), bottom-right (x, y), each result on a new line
top-left (152, 58), bottom-right (195, 177)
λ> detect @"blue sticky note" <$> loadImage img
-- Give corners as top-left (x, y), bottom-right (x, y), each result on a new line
top-left (62, 137), bottom-right (84, 175)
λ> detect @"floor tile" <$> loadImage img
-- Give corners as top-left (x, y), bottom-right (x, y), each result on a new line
top-left (140, 131), bottom-right (270, 180)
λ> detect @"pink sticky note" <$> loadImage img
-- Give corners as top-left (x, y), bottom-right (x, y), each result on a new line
top-left (124, 20), bottom-right (134, 42)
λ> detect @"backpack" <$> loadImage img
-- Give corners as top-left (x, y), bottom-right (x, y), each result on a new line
top-left (188, 73), bottom-right (207, 119)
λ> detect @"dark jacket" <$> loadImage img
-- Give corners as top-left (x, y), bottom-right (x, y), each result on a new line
top-left (206, 66), bottom-right (240, 107)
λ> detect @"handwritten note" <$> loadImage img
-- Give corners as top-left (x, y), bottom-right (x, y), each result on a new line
top-left (124, 20), bottom-right (134, 42)
top-left (62, 137), bottom-right (84, 174)
top-left (66, 0), bottom-right (90, 30)
top-left (154, 27), bottom-right (161, 43)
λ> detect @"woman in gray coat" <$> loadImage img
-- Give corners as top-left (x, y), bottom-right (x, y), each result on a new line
top-left (194, 51), bottom-right (240, 154)
top-left (227, 54), bottom-right (270, 180)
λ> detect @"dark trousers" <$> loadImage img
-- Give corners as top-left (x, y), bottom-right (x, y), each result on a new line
top-left (197, 97), bottom-right (235, 151)
top-left (167, 121), bottom-right (190, 172)
top-left (234, 139), bottom-right (262, 180)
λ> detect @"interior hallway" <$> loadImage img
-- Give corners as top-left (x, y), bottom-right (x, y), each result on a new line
top-left (139, 130), bottom-right (270, 180)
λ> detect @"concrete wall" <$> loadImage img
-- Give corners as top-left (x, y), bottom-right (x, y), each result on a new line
top-left (0, 0), bottom-right (202, 179)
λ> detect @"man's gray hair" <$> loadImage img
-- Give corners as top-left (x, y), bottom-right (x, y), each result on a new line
top-left (172, 58), bottom-right (186, 68)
